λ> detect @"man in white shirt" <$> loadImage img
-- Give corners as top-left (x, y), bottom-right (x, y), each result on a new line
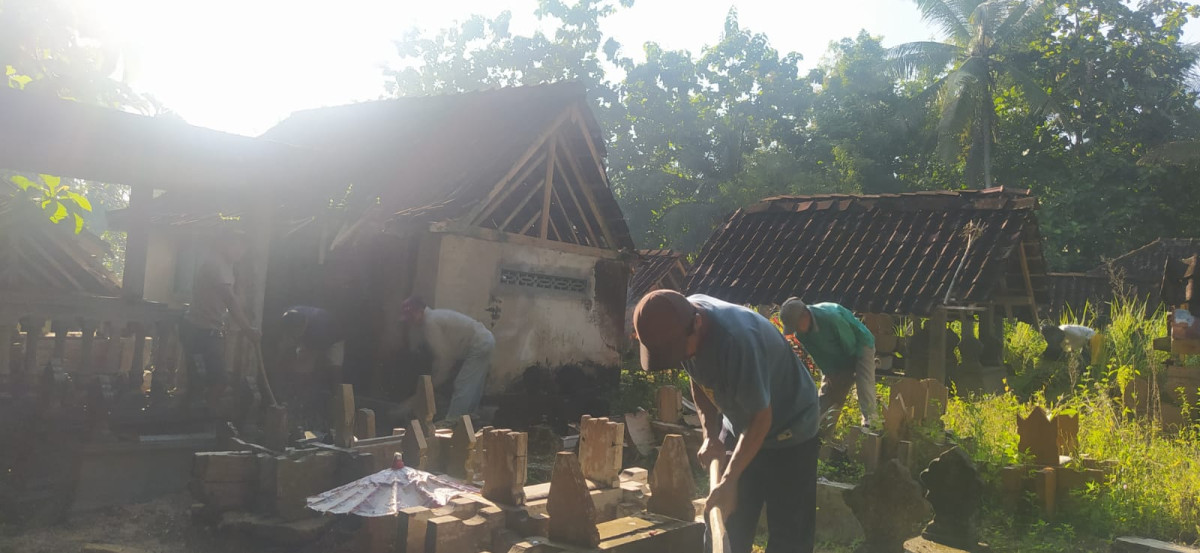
top-left (398, 296), bottom-right (495, 422)
top-left (181, 228), bottom-right (259, 409)
top-left (1040, 323), bottom-right (1097, 364)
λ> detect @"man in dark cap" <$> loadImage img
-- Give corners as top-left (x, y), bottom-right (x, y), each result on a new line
top-left (779, 298), bottom-right (878, 431)
top-left (634, 290), bottom-right (820, 553)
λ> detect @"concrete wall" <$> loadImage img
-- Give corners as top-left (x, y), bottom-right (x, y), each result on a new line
top-left (411, 230), bottom-right (628, 392)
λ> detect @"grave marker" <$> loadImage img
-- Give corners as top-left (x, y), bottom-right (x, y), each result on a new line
top-left (547, 451), bottom-right (601, 547)
top-left (647, 434), bottom-right (696, 521)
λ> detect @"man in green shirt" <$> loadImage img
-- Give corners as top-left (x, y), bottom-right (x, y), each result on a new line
top-left (780, 298), bottom-right (877, 431)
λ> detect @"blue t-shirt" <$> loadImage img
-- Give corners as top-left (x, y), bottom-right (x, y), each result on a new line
top-left (683, 295), bottom-right (820, 448)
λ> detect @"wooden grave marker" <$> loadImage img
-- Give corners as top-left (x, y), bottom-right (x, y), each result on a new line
top-left (547, 451), bottom-right (601, 548)
top-left (481, 428), bottom-right (528, 506)
top-left (646, 434), bottom-right (696, 521)
top-left (579, 415), bottom-right (624, 488)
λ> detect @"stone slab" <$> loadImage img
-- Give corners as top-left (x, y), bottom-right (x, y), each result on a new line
top-left (817, 479), bottom-right (865, 545)
top-left (1111, 537), bottom-right (1200, 553)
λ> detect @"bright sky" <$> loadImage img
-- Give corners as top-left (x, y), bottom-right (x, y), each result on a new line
top-left (94, 0), bottom-right (1200, 137)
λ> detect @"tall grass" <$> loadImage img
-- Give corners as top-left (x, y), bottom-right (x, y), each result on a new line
top-left (947, 294), bottom-right (1200, 545)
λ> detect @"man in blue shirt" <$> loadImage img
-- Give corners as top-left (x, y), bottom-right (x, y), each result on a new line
top-left (780, 298), bottom-right (877, 431)
top-left (634, 290), bottom-right (820, 553)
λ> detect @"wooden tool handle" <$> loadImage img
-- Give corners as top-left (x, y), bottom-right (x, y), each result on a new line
top-left (708, 458), bottom-right (729, 553)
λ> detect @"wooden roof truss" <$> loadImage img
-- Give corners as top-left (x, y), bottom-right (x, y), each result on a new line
top-left (467, 105), bottom-right (618, 250)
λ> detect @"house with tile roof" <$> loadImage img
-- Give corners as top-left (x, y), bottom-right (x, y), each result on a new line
top-left (1046, 238), bottom-right (1200, 322)
top-left (116, 83), bottom-right (637, 404)
top-left (687, 187), bottom-right (1050, 388)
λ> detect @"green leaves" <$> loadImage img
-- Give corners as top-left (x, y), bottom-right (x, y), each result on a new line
top-left (8, 173), bottom-right (93, 233)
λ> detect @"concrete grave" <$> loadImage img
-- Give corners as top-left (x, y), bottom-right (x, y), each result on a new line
top-left (656, 385), bottom-right (683, 424)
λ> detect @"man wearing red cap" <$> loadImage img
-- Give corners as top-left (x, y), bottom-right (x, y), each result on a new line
top-left (398, 296), bottom-right (495, 423)
top-left (634, 290), bottom-right (820, 553)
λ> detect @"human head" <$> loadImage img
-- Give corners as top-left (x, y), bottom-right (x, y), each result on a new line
top-left (279, 308), bottom-right (308, 343)
top-left (779, 297), bottom-right (812, 336)
top-left (399, 296), bottom-right (428, 325)
top-left (633, 290), bottom-right (702, 372)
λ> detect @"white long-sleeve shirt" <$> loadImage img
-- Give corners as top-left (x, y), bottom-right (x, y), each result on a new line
top-left (409, 307), bottom-right (493, 387)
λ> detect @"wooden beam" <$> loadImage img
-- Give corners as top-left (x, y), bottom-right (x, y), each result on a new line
top-left (558, 120), bottom-right (618, 248)
top-left (554, 135), bottom-right (600, 247)
top-left (473, 151), bottom-right (548, 226)
top-left (466, 106), bottom-right (573, 223)
top-left (122, 184), bottom-right (153, 300)
top-left (927, 308), bottom-right (947, 384)
top-left (498, 178), bottom-right (545, 232)
top-left (428, 221), bottom-right (623, 261)
top-left (540, 140), bottom-right (557, 239)
top-left (1018, 244), bottom-right (1039, 319)
top-left (550, 183), bottom-right (582, 244)
top-left (518, 210), bottom-right (542, 236)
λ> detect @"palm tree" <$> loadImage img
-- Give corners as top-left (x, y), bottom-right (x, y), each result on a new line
top-left (891, 0), bottom-right (1052, 188)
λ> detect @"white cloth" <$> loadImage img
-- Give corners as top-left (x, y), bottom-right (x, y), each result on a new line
top-left (410, 308), bottom-right (493, 389)
top-left (184, 253), bottom-right (235, 330)
top-left (1059, 325), bottom-right (1096, 352)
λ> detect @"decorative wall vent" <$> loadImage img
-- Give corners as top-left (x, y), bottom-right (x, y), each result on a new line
top-left (500, 269), bottom-right (587, 294)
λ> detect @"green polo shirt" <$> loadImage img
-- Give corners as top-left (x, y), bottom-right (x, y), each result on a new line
top-left (793, 303), bottom-right (875, 376)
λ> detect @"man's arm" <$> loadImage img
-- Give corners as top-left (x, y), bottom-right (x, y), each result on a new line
top-left (706, 406), bottom-right (771, 516)
top-left (692, 379), bottom-right (726, 465)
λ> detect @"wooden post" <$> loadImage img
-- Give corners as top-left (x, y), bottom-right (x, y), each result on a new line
top-left (656, 385), bottom-right (682, 424)
top-left (481, 428), bottom-right (528, 506)
top-left (0, 323), bottom-right (12, 379)
top-left (78, 320), bottom-right (96, 374)
top-left (246, 198), bottom-right (274, 330)
top-left (578, 415), bottom-right (624, 488)
top-left (130, 323), bottom-right (147, 382)
top-left (539, 140), bottom-right (557, 240)
top-left (547, 451), bottom-right (600, 547)
top-left (928, 307), bottom-right (947, 384)
top-left (50, 320), bottom-right (67, 362)
top-left (647, 434), bottom-right (696, 521)
top-left (264, 405), bottom-right (289, 452)
top-left (331, 384), bottom-right (356, 448)
top-left (414, 374), bottom-right (436, 434)
top-left (122, 185), bottom-right (152, 301)
top-left (355, 408), bottom-right (377, 439)
top-left (445, 415), bottom-right (477, 481)
top-left (22, 317), bottom-right (44, 373)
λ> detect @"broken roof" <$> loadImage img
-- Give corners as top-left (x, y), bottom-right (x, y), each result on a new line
top-left (628, 250), bottom-right (689, 307)
top-left (1092, 238), bottom-right (1200, 285)
top-left (1046, 273), bottom-right (1114, 323)
top-left (687, 188), bottom-right (1048, 317)
top-left (0, 87), bottom-right (332, 193)
top-left (0, 194), bottom-right (119, 296)
top-left (263, 82), bottom-right (633, 249)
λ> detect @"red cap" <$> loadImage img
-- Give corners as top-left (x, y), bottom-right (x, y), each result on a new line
top-left (633, 290), bottom-right (697, 372)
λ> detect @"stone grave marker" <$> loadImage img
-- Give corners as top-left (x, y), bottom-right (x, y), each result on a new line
top-left (355, 408), bottom-right (376, 440)
top-left (331, 384), bottom-right (355, 448)
top-left (919, 447), bottom-right (984, 550)
top-left (647, 434), bottom-right (696, 521)
top-left (1017, 406), bottom-right (1060, 467)
top-left (656, 385), bottom-right (683, 424)
top-left (883, 395), bottom-right (914, 461)
top-left (445, 415), bottom-right (477, 481)
top-left (579, 416), bottom-right (624, 488)
top-left (547, 451), bottom-right (601, 548)
top-left (1057, 413), bottom-right (1079, 457)
top-left (890, 378), bottom-right (929, 424)
top-left (481, 428), bottom-right (528, 506)
top-left (844, 459), bottom-right (931, 553)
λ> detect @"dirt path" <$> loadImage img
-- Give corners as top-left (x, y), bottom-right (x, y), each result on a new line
top-left (0, 493), bottom-right (355, 553)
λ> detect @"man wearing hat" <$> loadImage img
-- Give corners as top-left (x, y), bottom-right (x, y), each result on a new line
top-left (634, 290), bottom-right (820, 553)
top-left (779, 298), bottom-right (877, 430)
top-left (398, 296), bottom-right (495, 423)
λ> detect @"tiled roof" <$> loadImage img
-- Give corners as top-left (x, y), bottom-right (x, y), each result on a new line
top-left (1093, 238), bottom-right (1200, 287)
top-left (628, 250), bottom-right (688, 306)
top-left (264, 82), bottom-right (634, 250)
top-left (0, 190), bottom-right (119, 296)
top-left (1046, 273), bottom-right (1113, 322)
top-left (686, 188), bottom-right (1048, 317)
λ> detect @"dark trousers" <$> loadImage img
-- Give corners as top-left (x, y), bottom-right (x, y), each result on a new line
top-left (179, 320), bottom-right (226, 403)
top-left (721, 436), bottom-right (819, 553)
